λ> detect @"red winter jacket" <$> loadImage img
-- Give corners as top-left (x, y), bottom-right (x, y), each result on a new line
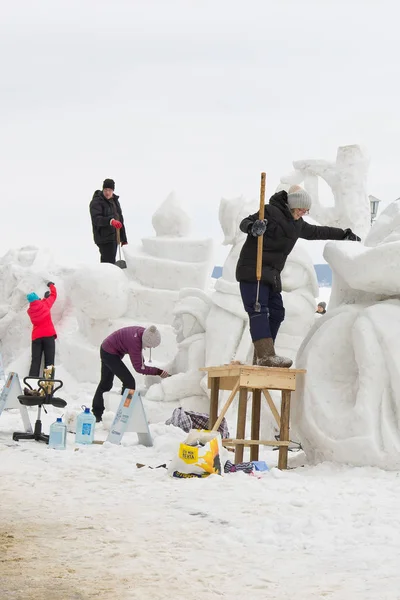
top-left (27, 284), bottom-right (57, 341)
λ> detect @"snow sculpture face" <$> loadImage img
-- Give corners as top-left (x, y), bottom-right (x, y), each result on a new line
top-left (172, 291), bottom-right (211, 344)
top-left (173, 313), bottom-right (203, 343)
top-left (69, 264), bottom-right (129, 320)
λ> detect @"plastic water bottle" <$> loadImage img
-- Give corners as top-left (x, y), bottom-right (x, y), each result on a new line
top-left (49, 417), bottom-right (67, 450)
top-left (75, 407), bottom-right (96, 444)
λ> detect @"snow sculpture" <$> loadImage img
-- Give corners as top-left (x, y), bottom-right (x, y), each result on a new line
top-left (152, 191), bottom-right (191, 237)
top-left (293, 199), bottom-right (400, 469)
top-left (204, 196), bottom-right (257, 368)
top-left (122, 191), bottom-right (213, 324)
top-left (144, 289), bottom-right (212, 418)
top-left (280, 145), bottom-right (371, 241)
top-left (0, 246), bottom-right (66, 368)
top-left (68, 263), bottom-right (129, 346)
top-left (278, 243), bottom-right (319, 360)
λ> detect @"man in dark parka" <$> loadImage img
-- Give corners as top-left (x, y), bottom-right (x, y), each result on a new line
top-left (90, 178), bottom-right (128, 264)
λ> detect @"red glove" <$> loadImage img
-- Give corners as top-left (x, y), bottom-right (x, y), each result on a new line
top-left (121, 242), bottom-right (128, 246)
top-left (110, 219), bottom-right (122, 229)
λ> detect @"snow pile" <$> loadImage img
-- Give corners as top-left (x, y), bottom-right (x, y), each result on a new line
top-left (2, 404), bottom-right (400, 600)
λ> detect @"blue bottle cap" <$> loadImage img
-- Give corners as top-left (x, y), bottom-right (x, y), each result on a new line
top-left (84, 407), bottom-right (91, 413)
top-left (56, 418), bottom-right (62, 422)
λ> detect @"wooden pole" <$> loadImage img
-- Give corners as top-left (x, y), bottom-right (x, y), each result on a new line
top-left (235, 388), bottom-right (248, 463)
top-left (250, 388), bottom-right (261, 461)
top-left (208, 377), bottom-right (220, 429)
top-left (278, 390), bottom-right (291, 470)
top-left (254, 172), bottom-right (266, 311)
top-left (256, 172), bottom-right (266, 281)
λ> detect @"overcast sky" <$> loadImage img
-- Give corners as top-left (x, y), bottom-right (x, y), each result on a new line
top-left (1, 0), bottom-right (399, 266)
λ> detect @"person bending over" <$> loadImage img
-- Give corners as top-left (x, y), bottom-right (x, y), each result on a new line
top-left (236, 185), bottom-right (360, 368)
top-left (92, 325), bottom-right (169, 422)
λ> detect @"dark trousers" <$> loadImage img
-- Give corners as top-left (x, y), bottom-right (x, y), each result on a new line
top-left (29, 336), bottom-right (56, 377)
top-left (92, 347), bottom-right (137, 418)
top-left (98, 242), bottom-right (117, 264)
top-left (240, 281), bottom-right (285, 342)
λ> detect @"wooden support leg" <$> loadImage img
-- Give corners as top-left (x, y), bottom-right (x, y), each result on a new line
top-left (278, 390), bottom-right (291, 470)
top-left (262, 389), bottom-right (281, 428)
top-left (209, 377), bottom-right (220, 429)
top-left (235, 388), bottom-right (248, 463)
top-left (250, 389), bottom-right (261, 461)
top-left (212, 380), bottom-right (240, 432)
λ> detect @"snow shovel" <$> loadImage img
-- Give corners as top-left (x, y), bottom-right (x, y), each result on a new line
top-left (115, 229), bottom-right (127, 269)
top-left (254, 172), bottom-right (266, 312)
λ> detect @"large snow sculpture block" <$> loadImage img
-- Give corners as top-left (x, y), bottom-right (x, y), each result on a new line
top-left (141, 237), bottom-right (213, 263)
top-left (126, 285), bottom-right (179, 324)
top-left (121, 191), bottom-right (213, 327)
top-left (69, 264), bottom-right (129, 319)
top-left (325, 241), bottom-right (400, 296)
top-left (293, 301), bottom-right (400, 470)
top-left (126, 253), bottom-right (212, 291)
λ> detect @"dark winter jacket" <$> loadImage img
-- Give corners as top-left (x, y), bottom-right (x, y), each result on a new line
top-left (236, 191), bottom-right (347, 291)
top-left (89, 191), bottom-right (128, 245)
top-left (27, 284), bottom-right (57, 340)
top-left (102, 326), bottom-right (163, 376)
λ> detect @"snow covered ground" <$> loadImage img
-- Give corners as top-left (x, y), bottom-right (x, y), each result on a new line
top-left (2, 402), bottom-right (400, 600)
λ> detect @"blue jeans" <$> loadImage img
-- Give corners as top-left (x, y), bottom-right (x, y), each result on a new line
top-left (240, 281), bottom-right (285, 342)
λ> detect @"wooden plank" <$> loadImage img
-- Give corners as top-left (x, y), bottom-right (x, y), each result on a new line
top-left (222, 439), bottom-right (290, 447)
top-left (217, 376), bottom-right (238, 391)
top-left (250, 389), bottom-right (261, 461)
top-left (262, 389), bottom-right (281, 427)
top-left (240, 370), bottom-right (297, 391)
top-left (208, 377), bottom-right (220, 429)
top-left (206, 376), bottom-right (238, 391)
top-left (235, 388), bottom-right (248, 463)
top-left (200, 365), bottom-right (242, 377)
top-left (211, 379), bottom-right (240, 431)
top-left (278, 390), bottom-right (291, 470)
top-left (200, 365), bottom-right (306, 374)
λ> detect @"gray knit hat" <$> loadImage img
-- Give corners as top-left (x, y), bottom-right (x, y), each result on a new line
top-left (142, 325), bottom-right (161, 348)
top-left (287, 185), bottom-right (312, 211)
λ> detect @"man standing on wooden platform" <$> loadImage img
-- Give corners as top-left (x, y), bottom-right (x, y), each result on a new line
top-left (236, 185), bottom-right (360, 368)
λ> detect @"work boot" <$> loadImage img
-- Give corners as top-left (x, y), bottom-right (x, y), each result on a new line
top-left (253, 338), bottom-right (293, 369)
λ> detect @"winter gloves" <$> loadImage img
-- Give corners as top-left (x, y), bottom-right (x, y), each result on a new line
top-left (250, 219), bottom-right (268, 237)
top-left (110, 219), bottom-right (123, 229)
top-left (44, 291), bottom-right (50, 299)
top-left (159, 370), bottom-right (170, 378)
top-left (47, 281), bottom-right (55, 287)
top-left (343, 228), bottom-right (361, 241)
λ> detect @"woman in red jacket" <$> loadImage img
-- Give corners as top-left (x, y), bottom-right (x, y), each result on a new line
top-left (26, 282), bottom-right (57, 377)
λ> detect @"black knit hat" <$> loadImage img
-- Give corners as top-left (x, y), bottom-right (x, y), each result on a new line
top-left (103, 178), bottom-right (115, 190)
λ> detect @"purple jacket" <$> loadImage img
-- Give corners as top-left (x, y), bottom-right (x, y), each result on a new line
top-left (102, 326), bottom-right (162, 376)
